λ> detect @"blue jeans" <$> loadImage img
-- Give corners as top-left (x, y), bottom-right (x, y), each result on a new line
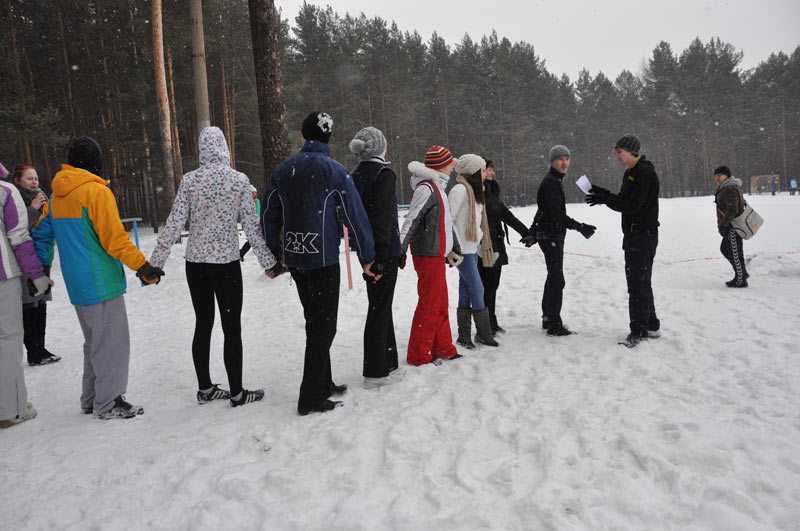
top-left (457, 253), bottom-right (485, 310)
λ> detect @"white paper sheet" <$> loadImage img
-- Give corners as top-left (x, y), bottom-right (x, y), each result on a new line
top-left (576, 175), bottom-right (592, 194)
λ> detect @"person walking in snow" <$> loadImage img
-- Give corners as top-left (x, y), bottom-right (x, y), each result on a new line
top-left (399, 145), bottom-right (462, 366)
top-left (477, 157), bottom-right (530, 336)
top-left (263, 112), bottom-right (377, 415)
top-left (0, 180), bottom-right (52, 429)
top-left (585, 134), bottom-right (660, 347)
top-left (449, 154), bottom-right (498, 349)
top-left (11, 165), bottom-right (60, 365)
top-left (32, 136), bottom-right (161, 419)
top-left (529, 146), bottom-right (596, 336)
top-left (349, 127), bottom-right (403, 387)
top-left (150, 127), bottom-right (279, 408)
top-left (713, 166), bottom-right (749, 288)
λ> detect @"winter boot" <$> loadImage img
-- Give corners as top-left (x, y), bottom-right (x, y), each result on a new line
top-left (298, 399), bottom-right (343, 416)
top-left (456, 308), bottom-right (476, 350)
top-left (473, 308), bottom-right (499, 347)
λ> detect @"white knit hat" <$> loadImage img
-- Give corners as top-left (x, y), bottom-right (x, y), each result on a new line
top-left (453, 154), bottom-right (486, 176)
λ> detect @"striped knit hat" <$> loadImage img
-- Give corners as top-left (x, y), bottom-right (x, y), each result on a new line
top-left (424, 145), bottom-right (453, 171)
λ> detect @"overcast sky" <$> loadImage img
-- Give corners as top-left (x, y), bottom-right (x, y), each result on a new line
top-left (277, 0), bottom-right (800, 81)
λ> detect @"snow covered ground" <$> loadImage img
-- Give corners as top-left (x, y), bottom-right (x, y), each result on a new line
top-left (3, 193), bottom-right (800, 530)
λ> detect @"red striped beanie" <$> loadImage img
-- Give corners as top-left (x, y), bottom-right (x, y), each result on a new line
top-left (424, 145), bottom-right (453, 170)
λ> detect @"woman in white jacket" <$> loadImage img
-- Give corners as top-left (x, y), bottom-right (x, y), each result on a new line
top-left (448, 154), bottom-right (498, 348)
top-left (150, 127), bottom-right (280, 408)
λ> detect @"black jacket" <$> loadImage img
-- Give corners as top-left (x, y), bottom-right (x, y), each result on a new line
top-left (480, 179), bottom-right (529, 267)
top-left (352, 159), bottom-right (401, 262)
top-left (534, 167), bottom-right (579, 241)
top-left (605, 156), bottom-right (660, 234)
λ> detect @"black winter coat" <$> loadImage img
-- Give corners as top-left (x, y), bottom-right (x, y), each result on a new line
top-left (534, 167), bottom-right (579, 241)
top-left (479, 179), bottom-right (529, 267)
top-left (352, 159), bottom-right (401, 262)
top-left (604, 155), bottom-right (660, 234)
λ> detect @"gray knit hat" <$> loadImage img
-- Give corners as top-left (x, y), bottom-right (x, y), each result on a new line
top-left (549, 145), bottom-right (571, 163)
top-left (614, 134), bottom-right (641, 155)
top-left (453, 153), bottom-right (486, 176)
top-left (349, 127), bottom-right (387, 161)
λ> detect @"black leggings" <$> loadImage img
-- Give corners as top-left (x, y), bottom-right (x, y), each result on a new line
top-left (185, 260), bottom-right (243, 395)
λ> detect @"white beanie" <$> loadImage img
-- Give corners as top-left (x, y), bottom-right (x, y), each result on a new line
top-left (453, 154), bottom-right (486, 176)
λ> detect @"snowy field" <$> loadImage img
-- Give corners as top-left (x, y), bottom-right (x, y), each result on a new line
top-left (3, 192), bottom-right (800, 531)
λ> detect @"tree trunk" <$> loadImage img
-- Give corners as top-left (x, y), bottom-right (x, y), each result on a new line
top-left (167, 48), bottom-right (184, 179)
top-left (151, 0), bottom-right (177, 212)
top-left (247, 0), bottom-right (291, 186)
top-left (58, 10), bottom-right (76, 136)
top-left (190, 0), bottom-right (211, 133)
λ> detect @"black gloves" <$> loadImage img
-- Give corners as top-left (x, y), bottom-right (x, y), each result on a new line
top-left (585, 185), bottom-right (611, 207)
top-left (269, 262), bottom-right (284, 276)
top-left (520, 233), bottom-right (537, 247)
top-left (577, 223), bottom-right (597, 239)
top-left (398, 253), bottom-right (407, 270)
top-left (136, 261), bottom-right (165, 285)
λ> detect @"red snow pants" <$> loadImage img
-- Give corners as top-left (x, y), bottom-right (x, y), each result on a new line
top-left (407, 255), bottom-right (458, 365)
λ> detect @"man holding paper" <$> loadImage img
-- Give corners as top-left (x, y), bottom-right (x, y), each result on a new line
top-left (585, 134), bottom-right (660, 348)
top-left (528, 145), bottom-right (596, 336)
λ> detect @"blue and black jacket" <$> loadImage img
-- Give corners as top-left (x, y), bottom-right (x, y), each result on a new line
top-left (262, 141), bottom-right (375, 271)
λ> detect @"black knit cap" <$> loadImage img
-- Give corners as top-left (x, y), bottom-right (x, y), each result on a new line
top-left (301, 111), bottom-right (333, 144)
top-left (713, 165), bottom-right (731, 177)
top-left (68, 136), bottom-right (104, 177)
top-left (614, 134), bottom-right (641, 156)
top-left (482, 157), bottom-right (494, 168)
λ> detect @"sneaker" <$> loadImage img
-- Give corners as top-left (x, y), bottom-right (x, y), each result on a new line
top-left (0, 403), bottom-right (37, 429)
top-left (298, 399), bottom-right (342, 416)
top-left (81, 406), bottom-right (93, 414)
top-left (725, 279), bottom-right (748, 288)
top-left (456, 337), bottom-right (476, 350)
top-left (648, 329), bottom-right (661, 339)
top-left (230, 388), bottom-right (265, 408)
top-left (546, 324), bottom-right (573, 336)
top-left (29, 354), bottom-right (61, 366)
top-left (327, 383), bottom-right (348, 398)
top-left (197, 384), bottom-right (231, 404)
top-left (491, 324), bottom-right (506, 335)
top-left (95, 395), bottom-right (143, 420)
top-left (619, 332), bottom-right (648, 349)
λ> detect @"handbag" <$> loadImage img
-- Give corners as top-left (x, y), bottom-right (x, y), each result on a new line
top-left (730, 201), bottom-right (764, 239)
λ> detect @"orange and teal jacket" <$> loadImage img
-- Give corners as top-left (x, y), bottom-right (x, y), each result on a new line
top-left (32, 164), bottom-right (146, 306)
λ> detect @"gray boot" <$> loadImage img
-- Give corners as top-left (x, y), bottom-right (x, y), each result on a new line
top-left (456, 308), bottom-right (476, 350)
top-left (473, 308), bottom-right (499, 347)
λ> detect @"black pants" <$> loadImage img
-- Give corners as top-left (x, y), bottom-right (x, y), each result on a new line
top-left (363, 258), bottom-right (399, 378)
top-left (291, 264), bottom-right (340, 408)
top-left (539, 239), bottom-right (565, 328)
top-left (623, 231), bottom-right (660, 335)
top-left (720, 227), bottom-right (747, 283)
top-left (478, 263), bottom-right (503, 328)
top-left (186, 260), bottom-right (243, 395)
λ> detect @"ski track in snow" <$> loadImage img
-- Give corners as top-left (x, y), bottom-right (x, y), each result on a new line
top-left (3, 194), bottom-right (800, 530)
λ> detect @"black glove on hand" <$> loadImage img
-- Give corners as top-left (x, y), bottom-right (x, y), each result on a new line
top-left (136, 261), bottom-right (165, 284)
top-left (363, 259), bottom-right (387, 283)
top-left (398, 253), bottom-right (407, 270)
top-left (589, 185), bottom-right (611, 197)
top-left (585, 193), bottom-right (607, 207)
top-left (577, 223), bottom-right (597, 239)
top-left (520, 233), bottom-right (537, 247)
top-left (269, 262), bottom-right (284, 276)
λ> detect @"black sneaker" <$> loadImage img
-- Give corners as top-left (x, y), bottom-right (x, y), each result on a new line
top-left (95, 395), bottom-right (144, 420)
top-left (327, 383), bottom-right (348, 398)
top-left (230, 388), bottom-right (265, 408)
top-left (298, 399), bottom-right (342, 416)
top-left (546, 324), bottom-right (573, 336)
top-left (29, 354), bottom-right (61, 366)
top-left (197, 384), bottom-right (231, 404)
top-left (725, 279), bottom-right (748, 288)
top-left (619, 332), bottom-right (648, 348)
